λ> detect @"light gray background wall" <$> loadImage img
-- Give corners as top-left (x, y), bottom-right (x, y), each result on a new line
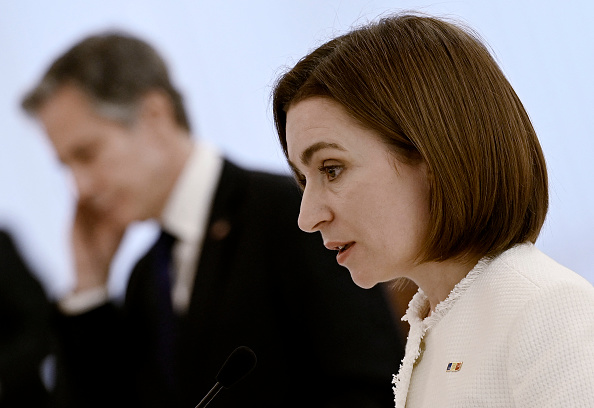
top-left (1, 0), bottom-right (592, 299)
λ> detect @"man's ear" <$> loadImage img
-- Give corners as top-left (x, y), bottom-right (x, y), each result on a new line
top-left (137, 90), bottom-right (176, 130)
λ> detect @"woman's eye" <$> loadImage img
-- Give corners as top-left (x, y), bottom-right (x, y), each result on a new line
top-left (319, 165), bottom-right (343, 181)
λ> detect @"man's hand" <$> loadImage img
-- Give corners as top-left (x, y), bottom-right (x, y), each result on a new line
top-left (71, 202), bottom-right (127, 293)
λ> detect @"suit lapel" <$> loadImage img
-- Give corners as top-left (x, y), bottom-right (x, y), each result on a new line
top-left (185, 160), bottom-right (248, 317)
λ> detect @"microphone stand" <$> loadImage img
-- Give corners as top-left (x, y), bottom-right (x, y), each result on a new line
top-left (192, 346), bottom-right (256, 407)
top-left (194, 382), bottom-right (223, 408)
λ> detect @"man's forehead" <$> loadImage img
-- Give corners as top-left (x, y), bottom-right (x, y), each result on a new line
top-left (36, 85), bottom-right (101, 157)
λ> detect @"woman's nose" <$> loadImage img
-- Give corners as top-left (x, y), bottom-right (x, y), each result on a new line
top-left (297, 185), bottom-right (332, 233)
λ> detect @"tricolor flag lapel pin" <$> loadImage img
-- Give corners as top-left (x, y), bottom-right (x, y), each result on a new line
top-left (446, 362), bottom-right (463, 372)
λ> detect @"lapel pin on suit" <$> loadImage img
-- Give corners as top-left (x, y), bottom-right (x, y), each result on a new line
top-left (446, 362), bottom-right (463, 372)
top-left (209, 219), bottom-right (231, 241)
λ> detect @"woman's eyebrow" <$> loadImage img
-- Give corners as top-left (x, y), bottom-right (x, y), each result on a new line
top-left (299, 142), bottom-right (345, 165)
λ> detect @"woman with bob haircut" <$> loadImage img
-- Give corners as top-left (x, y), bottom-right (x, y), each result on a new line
top-left (272, 12), bottom-right (594, 407)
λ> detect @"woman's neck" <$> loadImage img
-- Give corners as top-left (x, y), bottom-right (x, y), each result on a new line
top-left (410, 256), bottom-right (481, 313)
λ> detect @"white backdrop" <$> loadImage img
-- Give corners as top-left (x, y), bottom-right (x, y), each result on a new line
top-left (1, 0), bottom-right (592, 300)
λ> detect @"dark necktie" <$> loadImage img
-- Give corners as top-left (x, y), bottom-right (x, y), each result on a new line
top-left (154, 229), bottom-right (175, 310)
top-left (153, 229), bottom-right (177, 389)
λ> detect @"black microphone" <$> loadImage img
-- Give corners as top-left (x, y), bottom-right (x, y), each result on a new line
top-left (194, 346), bottom-right (257, 408)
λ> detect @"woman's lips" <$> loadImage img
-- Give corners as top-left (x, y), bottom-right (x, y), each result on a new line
top-left (325, 241), bottom-right (355, 265)
top-left (336, 242), bottom-right (354, 265)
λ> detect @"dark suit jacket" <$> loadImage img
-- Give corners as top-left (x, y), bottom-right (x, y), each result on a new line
top-left (0, 230), bottom-right (54, 408)
top-left (54, 160), bottom-right (406, 408)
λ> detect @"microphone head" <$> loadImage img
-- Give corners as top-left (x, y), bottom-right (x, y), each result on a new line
top-left (216, 346), bottom-right (257, 388)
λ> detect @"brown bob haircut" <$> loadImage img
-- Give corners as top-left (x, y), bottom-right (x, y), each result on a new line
top-left (21, 31), bottom-right (191, 132)
top-left (272, 12), bottom-right (548, 263)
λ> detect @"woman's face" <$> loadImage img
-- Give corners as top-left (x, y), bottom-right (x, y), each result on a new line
top-left (286, 97), bottom-right (431, 288)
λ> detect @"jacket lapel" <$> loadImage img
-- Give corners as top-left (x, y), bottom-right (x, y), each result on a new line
top-left (185, 159), bottom-right (247, 316)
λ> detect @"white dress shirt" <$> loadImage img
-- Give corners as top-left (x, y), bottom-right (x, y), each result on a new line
top-left (160, 140), bottom-right (223, 313)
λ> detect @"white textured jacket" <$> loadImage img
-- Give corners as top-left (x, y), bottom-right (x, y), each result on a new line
top-left (393, 243), bottom-right (594, 407)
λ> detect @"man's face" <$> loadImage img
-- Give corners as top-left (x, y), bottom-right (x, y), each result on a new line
top-left (37, 84), bottom-right (167, 225)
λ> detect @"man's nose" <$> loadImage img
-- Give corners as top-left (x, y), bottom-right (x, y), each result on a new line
top-left (71, 167), bottom-right (94, 202)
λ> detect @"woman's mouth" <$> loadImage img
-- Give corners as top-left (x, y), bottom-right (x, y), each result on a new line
top-left (327, 242), bottom-right (354, 265)
top-left (337, 243), bottom-right (351, 253)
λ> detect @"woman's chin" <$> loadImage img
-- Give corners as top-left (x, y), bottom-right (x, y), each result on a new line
top-left (348, 268), bottom-right (379, 289)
